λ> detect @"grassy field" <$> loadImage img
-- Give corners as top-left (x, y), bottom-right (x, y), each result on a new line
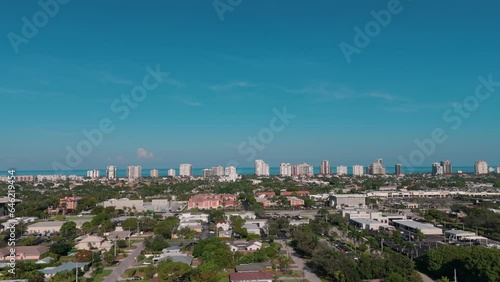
top-left (92, 270), bottom-right (112, 281)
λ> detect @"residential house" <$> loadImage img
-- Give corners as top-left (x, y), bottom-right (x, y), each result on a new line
top-left (0, 246), bottom-right (49, 261)
top-left (228, 241), bottom-right (262, 252)
top-left (236, 262), bottom-right (273, 272)
top-left (39, 262), bottom-right (90, 279)
top-left (75, 235), bottom-right (112, 251)
top-left (281, 191), bottom-right (310, 197)
top-left (216, 221), bottom-right (230, 231)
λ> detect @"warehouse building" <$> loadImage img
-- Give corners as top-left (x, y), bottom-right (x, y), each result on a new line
top-left (391, 220), bottom-right (443, 235)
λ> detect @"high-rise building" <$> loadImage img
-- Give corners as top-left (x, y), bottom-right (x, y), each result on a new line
top-left (180, 164), bottom-right (193, 177)
top-left (367, 159), bottom-right (386, 175)
top-left (497, 166), bottom-right (500, 174)
top-left (337, 165), bottom-right (348, 176)
top-left (168, 169), bottom-right (176, 177)
top-left (352, 165), bottom-right (364, 176)
top-left (255, 160), bottom-right (270, 176)
top-left (225, 166), bottom-right (237, 176)
top-left (292, 163), bottom-right (314, 176)
top-left (279, 163), bottom-right (292, 177)
top-left (150, 169), bottom-right (159, 178)
top-left (395, 164), bottom-right (402, 175)
top-left (213, 166), bottom-right (225, 176)
top-left (432, 162), bottom-right (443, 175)
top-left (106, 165), bottom-right (117, 179)
top-left (475, 160), bottom-right (489, 174)
top-left (87, 169), bottom-right (100, 179)
top-left (127, 166), bottom-right (142, 180)
top-left (320, 160), bottom-right (331, 175)
top-left (440, 160), bottom-right (452, 174)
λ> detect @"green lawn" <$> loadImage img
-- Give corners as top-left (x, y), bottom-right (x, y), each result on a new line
top-left (93, 269), bottom-right (112, 281)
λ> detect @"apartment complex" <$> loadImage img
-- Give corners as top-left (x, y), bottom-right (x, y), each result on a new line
top-left (320, 160), bottom-right (331, 175)
top-left (180, 164), bottom-right (193, 177)
top-left (86, 169), bottom-right (100, 179)
top-left (395, 163), bottom-right (402, 175)
top-left (187, 194), bottom-right (238, 210)
top-left (150, 169), bottom-right (159, 178)
top-left (126, 166), bottom-right (142, 180)
top-left (352, 165), bottom-right (364, 176)
top-left (106, 165), bottom-right (117, 179)
top-left (368, 159), bottom-right (386, 175)
top-left (255, 160), bottom-right (270, 176)
top-left (337, 165), bottom-right (348, 176)
top-left (292, 163), bottom-right (313, 176)
top-left (279, 163), bottom-right (292, 177)
top-left (168, 169), bottom-right (176, 177)
top-left (475, 160), bottom-right (488, 174)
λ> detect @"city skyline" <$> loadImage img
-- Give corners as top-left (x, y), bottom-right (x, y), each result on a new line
top-left (1, 1), bottom-right (500, 170)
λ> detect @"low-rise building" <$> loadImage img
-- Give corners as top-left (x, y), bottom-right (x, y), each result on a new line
top-left (39, 262), bottom-right (90, 279)
top-left (391, 220), bottom-right (443, 235)
top-left (330, 194), bottom-right (366, 208)
top-left (0, 246), bottom-right (49, 261)
top-left (228, 241), bottom-right (262, 252)
top-left (242, 223), bottom-right (261, 235)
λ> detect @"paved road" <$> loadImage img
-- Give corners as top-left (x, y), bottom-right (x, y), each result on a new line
top-left (103, 242), bottom-right (144, 282)
top-left (419, 272), bottom-right (434, 282)
top-left (277, 240), bottom-right (321, 282)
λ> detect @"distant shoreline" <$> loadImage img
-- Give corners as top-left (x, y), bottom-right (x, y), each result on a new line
top-left (0, 166), bottom-right (478, 177)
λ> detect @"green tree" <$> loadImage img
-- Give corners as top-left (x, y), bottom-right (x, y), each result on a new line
top-left (60, 221), bottom-right (78, 238)
top-left (122, 218), bottom-right (138, 231)
top-left (50, 242), bottom-right (73, 256)
top-left (157, 261), bottom-right (192, 282)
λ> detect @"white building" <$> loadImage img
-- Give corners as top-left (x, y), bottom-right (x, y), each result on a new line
top-left (150, 169), bottom-right (159, 178)
top-left (292, 163), bottom-right (313, 176)
top-left (279, 163), bottom-right (292, 177)
top-left (320, 160), bottom-right (331, 175)
top-left (106, 165), bottom-right (117, 179)
top-left (86, 169), bottom-right (100, 179)
top-left (225, 166), bottom-right (237, 176)
top-left (432, 162), bottom-right (444, 175)
top-left (126, 166), bottom-right (142, 180)
top-left (368, 158), bottom-right (386, 175)
top-left (255, 160), bottom-right (270, 176)
top-left (475, 160), bottom-right (488, 174)
top-left (168, 169), bottom-right (176, 177)
top-left (330, 194), bottom-right (366, 208)
top-left (337, 165), bottom-right (348, 176)
top-left (497, 166), bottom-right (500, 174)
top-left (180, 164), bottom-right (193, 177)
top-left (352, 165), bottom-right (364, 176)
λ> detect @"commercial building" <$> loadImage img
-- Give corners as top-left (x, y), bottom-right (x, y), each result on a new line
top-left (168, 169), bottom-right (176, 177)
top-left (337, 165), bottom-right (348, 176)
top-left (292, 163), bottom-right (314, 176)
top-left (475, 160), bottom-right (489, 174)
top-left (330, 194), bottom-right (366, 208)
top-left (150, 169), bottom-right (159, 178)
top-left (255, 160), bottom-right (270, 176)
top-left (187, 194), bottom-right (238, 210)
top-left (179, 164), bottom-right (193, 177)
top-left (391, 220), bottom-right (443, 235)
top-left (100, 198), bottom-right (145, 212)
top-left (106, 165), bottom-right (117, 179)
top-left (368, 158), bottom-right (386, 175)
top-left (126, 166), bottom-right (141, 180)
top-left (27, 221), bottom-right (65, 234)
top-left (86, 169), bottom-right (100, 179)
top-left (349, 218), bottom-right (387, 231)
top-left (279, 163), bottom-right (292, 177)
top-left (395, 164), bottom-right (402, 175)
top-left (320, 160), bottom-right (331, 175)
top-left (352, 165), bottom-right (364, 176)
top-left (441, 160), bottom-right (452, 174)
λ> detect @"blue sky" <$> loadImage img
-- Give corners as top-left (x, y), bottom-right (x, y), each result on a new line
top-left (1, 0), bottom-right (500, 170)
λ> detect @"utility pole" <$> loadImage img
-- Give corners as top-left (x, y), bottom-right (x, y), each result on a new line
top-left (128, 228), bottom-right (131, 248)
top-left (454, 268), bottom-right (457, 282)
top-left (75, 262), bottom-right (78, 282)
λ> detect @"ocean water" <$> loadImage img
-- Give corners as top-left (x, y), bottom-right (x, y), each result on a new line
top-left (0, 166), bottom-right (477, 177)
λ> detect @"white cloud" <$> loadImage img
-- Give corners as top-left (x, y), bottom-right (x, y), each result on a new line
top-left (137, 148), bottom-right (154, 159)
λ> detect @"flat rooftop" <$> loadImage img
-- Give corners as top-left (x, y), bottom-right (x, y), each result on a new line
top-left (392, 220), bottom-right (441, 231)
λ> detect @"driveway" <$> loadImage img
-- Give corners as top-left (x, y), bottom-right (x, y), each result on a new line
top-left (103, 241), bottom-right (145, 282)
top-left (277, 240), bottom-right (321, 282)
